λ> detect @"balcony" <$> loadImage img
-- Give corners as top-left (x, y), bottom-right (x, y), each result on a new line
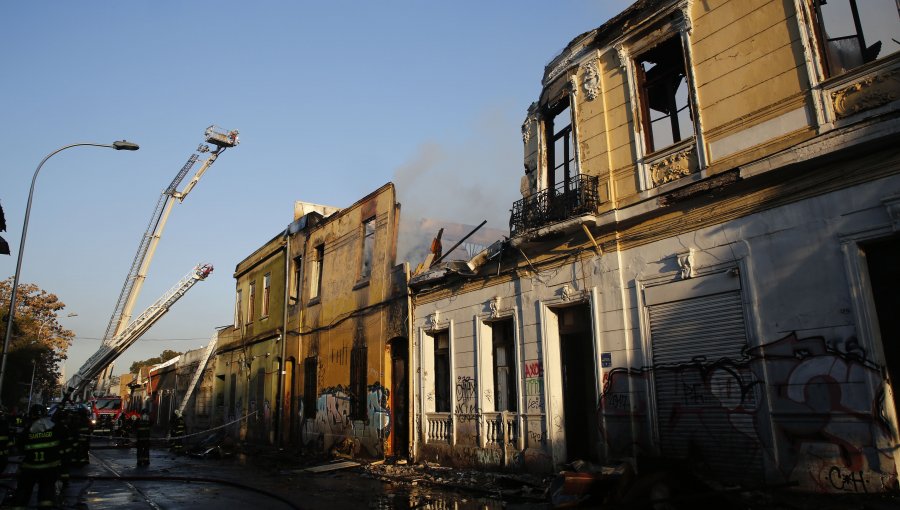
top-left (510, 174), bottom-right (599, 237)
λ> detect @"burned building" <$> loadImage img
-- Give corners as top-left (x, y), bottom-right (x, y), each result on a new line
top-left (409, 0), bottom-right (900, 492)
top-left (213, 183), bottom-right (411, 457)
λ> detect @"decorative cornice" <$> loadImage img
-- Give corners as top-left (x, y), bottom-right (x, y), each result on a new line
top-left (650, 147), bottom-right (695, 187)
top-left (580, 58), bottom-right (601, 101)
top-left (831, 69), bottom-right (900, 119)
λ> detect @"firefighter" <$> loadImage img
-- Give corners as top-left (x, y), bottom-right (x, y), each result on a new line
top-left (10, 404), bottom-right (62, 508)
top-left (53, 409), bottom-right (72, 487)
top-left (169, 409), bottom-right (186, 455)
top-left (136, 412), bottom-right (151, 466)
top-left (76, 406), bottom-right (92, 466)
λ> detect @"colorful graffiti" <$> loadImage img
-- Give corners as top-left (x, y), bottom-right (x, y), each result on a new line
top-left (598, 332), bottom-right (898, 491)
top-left (303, 382), bottom-right (393, 458)
top-left (525, 360), bottom-right (544, 412)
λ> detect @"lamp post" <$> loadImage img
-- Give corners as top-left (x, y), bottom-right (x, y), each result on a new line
top-left (0, 141), bottom-right (139, 403)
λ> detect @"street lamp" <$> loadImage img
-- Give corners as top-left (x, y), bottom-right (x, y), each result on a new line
top-left (0, 141), bottom-right (139, 403)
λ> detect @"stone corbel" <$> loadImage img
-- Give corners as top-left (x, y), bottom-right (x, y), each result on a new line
top-left (677, 248), bottom-right (695, 279)
top-left (650, 147), bottom-right (695, 186)
top-left (489, 296), bottom-right (502, 319)
top-left (425, 310), bottom-right (441, 331)
top-left (832, 70), bottom-right (900, 119)
top-left (614, 43), bottom-right (629, 70)
top-left (580, 58), bottom-right (601, 101)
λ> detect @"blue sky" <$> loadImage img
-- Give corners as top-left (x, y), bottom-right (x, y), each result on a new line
top-left (0, 1), bottom-right (632, 379)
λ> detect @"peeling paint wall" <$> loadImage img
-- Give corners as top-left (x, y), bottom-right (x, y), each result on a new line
top-left (293, 183), bottom-right (409, 460)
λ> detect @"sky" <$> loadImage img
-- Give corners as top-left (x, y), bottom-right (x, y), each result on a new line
top-left (0, 1), bottom-right (632, 380)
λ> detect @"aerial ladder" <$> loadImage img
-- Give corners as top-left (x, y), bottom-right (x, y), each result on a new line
top-left (93, 126), bottom-right (238, 394)
top-left (176, 333), bottom-right (218, 416)
top-left (65, 264), bottom-right (214, 401)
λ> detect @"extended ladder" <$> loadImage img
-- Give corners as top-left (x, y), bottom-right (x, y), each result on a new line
top-left (176, 334), bottom-right (218, 415)
top-left (66, 263), bottom-right (214, 401)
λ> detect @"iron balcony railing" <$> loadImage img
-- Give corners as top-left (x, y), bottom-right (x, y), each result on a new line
top-left (510, 174), bottom-right (599, 237)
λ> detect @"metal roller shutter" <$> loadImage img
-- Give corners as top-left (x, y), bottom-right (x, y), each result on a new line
top-left (648, 281), bottom-right (764, 483)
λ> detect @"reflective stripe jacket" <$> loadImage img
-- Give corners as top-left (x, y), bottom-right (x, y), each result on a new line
top-left (21, 419), bottom-right (61, 470)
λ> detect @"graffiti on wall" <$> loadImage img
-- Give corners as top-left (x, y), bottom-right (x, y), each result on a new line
top-left (303, 382), bottom-right (393, 458)
top-left (455, 376), bottom-right (478, 419)
top-left (524, 361), bottom-right (544, 412)
top-left (598, 332), bottom-right (897, 492)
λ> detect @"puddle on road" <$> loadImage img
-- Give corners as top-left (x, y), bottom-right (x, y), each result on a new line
top-left (370, 484), bottom-right (548, 510)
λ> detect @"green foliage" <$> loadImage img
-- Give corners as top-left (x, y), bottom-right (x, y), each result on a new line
top-left (129, 349), bottom-right (182, 374)
top-left (0, 278), bottom-right (75, 408)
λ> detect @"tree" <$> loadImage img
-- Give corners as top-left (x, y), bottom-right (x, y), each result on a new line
top-left (0, 278), bottom-right (75, 408)
top-left (129, 349), bottom-right (182, 374)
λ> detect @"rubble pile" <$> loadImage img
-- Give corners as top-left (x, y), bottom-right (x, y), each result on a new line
top-left (362, 460), bottom-right (550, 503)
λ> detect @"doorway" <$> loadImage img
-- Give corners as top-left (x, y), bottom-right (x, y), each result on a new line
top-left (864, 236), bottom-right (900, 414)
top-left (556, 304), bottom-right (598, 462)
top-left (387, 338), bottom-right (409, 458)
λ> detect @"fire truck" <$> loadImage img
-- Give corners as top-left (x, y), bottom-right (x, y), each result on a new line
top-left (90, 395), bottom-right (124, 432)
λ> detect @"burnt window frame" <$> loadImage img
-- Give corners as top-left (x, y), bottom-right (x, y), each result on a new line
top-left (634, 35), bottom-right (695, 154)
top-left (359, 216), bottom-right (376, 282)
top-left (810, 0), bottom-right (900, 78)
top-left (310, 243), bottom-right (324, 302)
top-left (544, 96), bottom-right (578, 192)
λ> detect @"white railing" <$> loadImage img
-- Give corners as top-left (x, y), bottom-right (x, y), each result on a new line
top-left (425, 413), bottom-right (452, 443)
top-left (483, 411), bottom-right (518, 445)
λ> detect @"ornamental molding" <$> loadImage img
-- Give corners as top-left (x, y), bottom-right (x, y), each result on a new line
top-left (521, 115), bottom-right (536, 144)
top-left (580, 58), bottom-right (601, 101)
top-left (425, 310), bottom-right (441, 331)
top-left (832, 69), bottom-right (900, 119)
top-left (489, 296), bottom-right (502, 319)
top-left (614, 43), bottom-right (629, 70)
top-left (677, 248), bottom-right (695, 279)
top-left (650, 147), bottom-right (695, 187)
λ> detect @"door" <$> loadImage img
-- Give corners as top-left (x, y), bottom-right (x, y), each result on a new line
top-left (557, 304), bottom-right (599, 462)
top-left (388, 338), bottom-right (409, 458)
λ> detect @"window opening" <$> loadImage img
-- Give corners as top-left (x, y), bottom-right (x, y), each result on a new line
top-left (545, 100), bottom-right (577, 191)
top-left (303, 356), bottom-right (318, 419)
top-left (360, 217), bottom-right (376, 280)
top-left (248, 281), bottom-right (256, 323)
top-left (350, 344), bottom-right (368, 419)
top-left (813, 0), bottom-right (900, 77)
top-left (291, 256), bottom-right (303, 301)
top-left (234, 289), bottom-right (242, 327)
top-left (636, 36), bottom-right (694, 153)
top-left (262, 273), bottom-right (271, 317)
top-left (491, 319), bottom-right (517, 412)
top-left (433, 331), bottom-right (451, 413)
top-left (311, 244), bottom-right (324, 300)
